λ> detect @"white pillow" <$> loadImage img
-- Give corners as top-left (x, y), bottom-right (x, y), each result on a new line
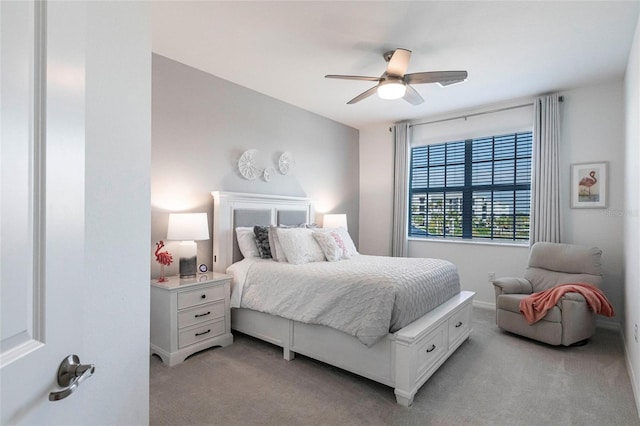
top-left (276, 228), bottom-right (326, 265)
top-left (235, 227), bottom-right (259, 258)
top-left (312, 231), bottom-right (351, 262)
top-left (268, 224), bottom-right (310, 262)
top-left (322, 227), bottom-right (358, 257)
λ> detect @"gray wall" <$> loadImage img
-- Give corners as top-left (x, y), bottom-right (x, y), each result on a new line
top-left (151, 54), bottom-right (359, 278)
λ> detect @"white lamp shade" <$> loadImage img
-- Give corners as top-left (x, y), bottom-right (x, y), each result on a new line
top-left (323, 213), bottom-right (348, 230)
top-left (167, 213), bottom-right (209, 241)
top-left (377, 80), bottom-right (406, 100)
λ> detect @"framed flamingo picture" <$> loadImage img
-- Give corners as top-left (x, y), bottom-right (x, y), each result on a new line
top-left (570, 162), bottom-right (608, 208)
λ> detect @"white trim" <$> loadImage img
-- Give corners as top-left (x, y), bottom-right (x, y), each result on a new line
top-left (623, 331), bottom-right (640, 420)
top-left (473, 299), bottom-right (621, 331)
top-left (409, 237), bottom-right (530, 249)
top-left (0, 339), bottom-right (44, 369)
top-left (32, 0), bottom-right (47, 348)
top-left (472, 299), bottom-right (495, 311)
top-left (596, 318), bottom-right (621, 331)
top-left (1, 0), bottom-right (47, 365)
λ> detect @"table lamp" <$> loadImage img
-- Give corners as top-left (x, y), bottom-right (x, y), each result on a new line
top-left (322, 213), bottom-right (348, 230)
top-left (167, 212), bottom-right (209, 278)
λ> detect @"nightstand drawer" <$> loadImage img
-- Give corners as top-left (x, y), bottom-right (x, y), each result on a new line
top-left (178, 300), bottom-right (225, 329)
top-left (178, 318), bottom-right (225, 349)
top-left (177, 285), bottom-right (226, 310)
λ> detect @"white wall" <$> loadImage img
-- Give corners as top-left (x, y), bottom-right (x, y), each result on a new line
top-left (560, 81), bottom-right (626, 327)
top-left (152, 55), bottom-right (359, 278)
top-left (410, 240), bottom-right (529, 308)
top-left (624, 8), bottom-right (640, 417)
top-left (359, 81), bottom-right (627, 324)
top-left (84, 2), bottom-right (151, 424)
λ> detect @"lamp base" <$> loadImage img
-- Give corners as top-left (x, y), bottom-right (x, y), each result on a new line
top-left (178, 241), bottom-right (197, 278)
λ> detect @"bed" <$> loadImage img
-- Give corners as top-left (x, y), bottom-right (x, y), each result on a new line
top-left (211, 191), bottom-right (475, 406)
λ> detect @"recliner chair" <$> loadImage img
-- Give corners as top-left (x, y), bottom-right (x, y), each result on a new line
top-left (492, 242), bottom-right (603, 346)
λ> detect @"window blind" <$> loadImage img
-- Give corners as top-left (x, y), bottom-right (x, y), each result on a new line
top-left (409, 132), bottom-right (532, 241)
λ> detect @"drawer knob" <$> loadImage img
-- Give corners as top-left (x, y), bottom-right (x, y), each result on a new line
top-left (194, 311), bottom-right (211, 318)
top-left (426, 344), bottom-right (436, 353)
top-left (201, 294), bottom-right (206, 299)
top-left (195, 329), bottom-right (211, 337)
top-left (455, 321), bottom-right (463, 328)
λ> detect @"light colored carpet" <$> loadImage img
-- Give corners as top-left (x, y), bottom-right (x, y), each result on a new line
top-left (150, 307), bottom-right (639, 425)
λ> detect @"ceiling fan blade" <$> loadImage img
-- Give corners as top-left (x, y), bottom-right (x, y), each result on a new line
top-left (386, 48), bottom-right (411, 77)
top-left (437, 79), bottom-right (466, 87)
top-left (347, 85), bottom-right (379, 104)
top-left (404, 71), bottom-right (468, 85)
top-left (403, 84), bottom-right (424, 105)
top-left (325, 74), bottom-right (381, 82)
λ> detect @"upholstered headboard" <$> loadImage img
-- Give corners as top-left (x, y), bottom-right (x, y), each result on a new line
top-left (211, 191), bottom-right (314, 272)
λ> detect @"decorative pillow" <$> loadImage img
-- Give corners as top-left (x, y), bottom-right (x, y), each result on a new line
top-left (322, 227), bottom-right (358, 257)
top-left (253, 225), bottom-right (272, 259)
top-left (268, 225), bottom-right (287, 262)
top-left (235, 227), bottom-right (259, 258)
top-left (312, 231), bottom-right (350, 262)
top-left (276, 227), bottom-right (326, 265)
top-left (330, 231), bottom-right (352, 259)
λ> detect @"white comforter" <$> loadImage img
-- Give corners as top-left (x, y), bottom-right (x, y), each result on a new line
top-left (227, 255), bottom-right (460, 346)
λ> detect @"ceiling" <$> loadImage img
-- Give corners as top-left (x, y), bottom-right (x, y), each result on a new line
top-left (152, 1), bottom-right (640, 130)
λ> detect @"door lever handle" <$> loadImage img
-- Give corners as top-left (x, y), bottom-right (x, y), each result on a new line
top-left (49, 354), bottom-right (95, 401)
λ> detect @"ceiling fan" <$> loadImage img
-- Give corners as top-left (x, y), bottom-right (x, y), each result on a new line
top-left (325, 48), bottom-right (468, 105)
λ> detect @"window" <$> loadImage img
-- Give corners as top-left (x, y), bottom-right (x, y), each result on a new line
top-left (409, 132), bottom-right (532, 242)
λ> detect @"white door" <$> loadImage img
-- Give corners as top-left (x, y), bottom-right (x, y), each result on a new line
top-left (1, 1), bottom-right (151, 424)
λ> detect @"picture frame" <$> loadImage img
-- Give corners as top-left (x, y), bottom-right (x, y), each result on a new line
top-left (570, 162), bottom-right (608, 209)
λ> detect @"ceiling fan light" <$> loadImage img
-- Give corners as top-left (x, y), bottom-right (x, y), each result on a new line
top-left (377, 81), bottom-right (406, 100)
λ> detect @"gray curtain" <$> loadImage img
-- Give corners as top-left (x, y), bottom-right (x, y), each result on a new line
top-left (392, 123), bottom-right (410, 257)
top-left (530, 94), bottom-right (562, 245)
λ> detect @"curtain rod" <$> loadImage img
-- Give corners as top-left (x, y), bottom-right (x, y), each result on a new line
top-left (407, 96), bottom-right (564, 129)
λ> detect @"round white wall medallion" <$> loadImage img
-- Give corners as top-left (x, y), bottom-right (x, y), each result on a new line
top-left (263, 167), bottom-right (274, 182)
top-left (278, 152), bottom-right (295, 175)
top-left (238, 149), bottom-right (260, 180)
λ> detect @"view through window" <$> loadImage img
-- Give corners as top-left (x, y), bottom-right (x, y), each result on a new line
top-left (409, 132), bottom-right (532, 242)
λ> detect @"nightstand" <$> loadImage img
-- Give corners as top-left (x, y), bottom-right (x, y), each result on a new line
top-left (150, 273), bottom-right (233, 366)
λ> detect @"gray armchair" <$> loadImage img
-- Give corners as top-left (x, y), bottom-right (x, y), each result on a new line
top-left (493, 242), bottom-right (603, 346)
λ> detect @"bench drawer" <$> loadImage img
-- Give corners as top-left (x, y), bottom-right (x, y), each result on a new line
top-left (448, 304), bottom-right (472, 345)
top-left (416, 323), bottom-right (447, 377)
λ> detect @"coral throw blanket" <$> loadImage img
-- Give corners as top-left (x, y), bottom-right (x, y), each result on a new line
top-left (519, 283), bottom-right (615, 324)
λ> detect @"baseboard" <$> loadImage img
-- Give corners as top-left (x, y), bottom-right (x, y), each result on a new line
top-left (472, 299), bottom-right (495, 311)
top-left (596, 318), bottom-right (621, 331)
top-left (622, 331), bottom-right (640, 420)
top-left (473, 300), bottom-right (622, 331)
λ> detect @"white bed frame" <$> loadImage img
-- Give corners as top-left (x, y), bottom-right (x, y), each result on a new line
top-left (211, 191), bottom-right (474, 406)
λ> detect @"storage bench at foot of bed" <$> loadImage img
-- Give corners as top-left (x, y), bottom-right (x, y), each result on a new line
top-left (231, 290), bottom-right (474, 406)
top-left (393, 290), bottom-right (474, 406)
